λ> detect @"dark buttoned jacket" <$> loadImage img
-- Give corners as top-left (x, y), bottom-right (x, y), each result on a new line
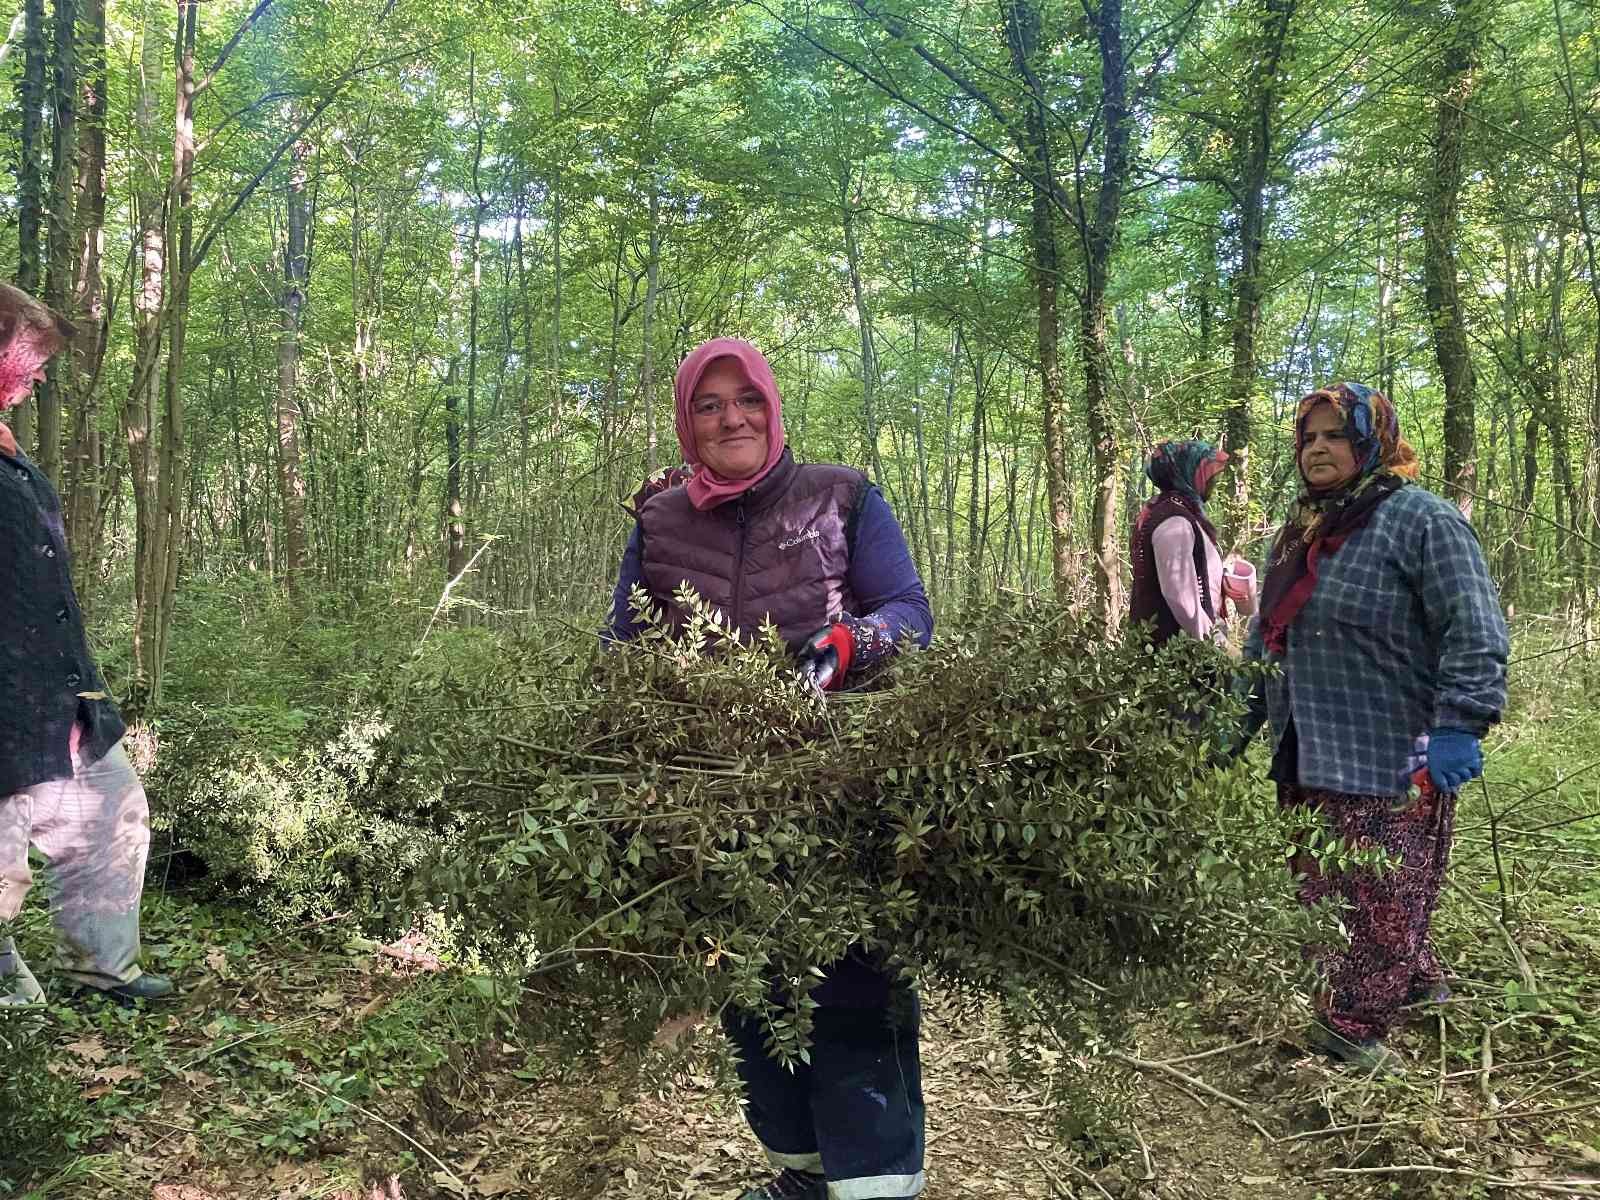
top-left (0, 448), bottom-right (125, 794)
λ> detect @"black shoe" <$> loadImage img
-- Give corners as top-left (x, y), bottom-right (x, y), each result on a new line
top-left (80, 973), bottom-right (175, 1006)
top-left (737, 1169), bottom-right (826, 1200)
top-left (1304, 1021), bottom-right (1402, 1077)
top-left (1406, 980), bottom-right (1451, 1006)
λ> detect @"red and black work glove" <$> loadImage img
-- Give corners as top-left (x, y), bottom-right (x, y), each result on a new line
top-left (798, 623), bottom-right (854, 692)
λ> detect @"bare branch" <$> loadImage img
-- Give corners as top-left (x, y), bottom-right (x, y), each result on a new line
top-left (194, 0), bottom-right (275, 99)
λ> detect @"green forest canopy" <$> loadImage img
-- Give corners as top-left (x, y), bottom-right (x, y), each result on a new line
top-left (2, 0), bottom-right (1594, 700)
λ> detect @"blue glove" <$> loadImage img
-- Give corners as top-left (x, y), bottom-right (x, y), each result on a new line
top-left (1427, 728), bottom-right (1482, 792)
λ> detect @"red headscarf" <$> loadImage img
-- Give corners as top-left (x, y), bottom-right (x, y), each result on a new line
top-left (673, 337), bottom-right (788, 511)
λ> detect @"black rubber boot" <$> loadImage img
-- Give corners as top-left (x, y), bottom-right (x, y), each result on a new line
top-left (737, 1169), bottom-right (827, 1200)
top-left (1304, 1020), bottom-right (1403, 1077)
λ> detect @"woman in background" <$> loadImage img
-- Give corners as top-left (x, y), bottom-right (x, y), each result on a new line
top-left (1129, 440), bottom-right (1255, 646)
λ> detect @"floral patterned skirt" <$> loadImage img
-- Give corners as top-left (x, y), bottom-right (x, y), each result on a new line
top-left (1278, 781), bottom-right (1455, 1041)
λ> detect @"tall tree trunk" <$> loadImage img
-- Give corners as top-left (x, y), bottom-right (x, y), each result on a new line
top-left (445, 383), bottom-right (467, 583)
top-left (276, 137), bottom-right (310, 598)
top-left (942, 328), bottom-right (962, 590)
top-left (1082, 0), bottom-right (1133, 631)
top-left (1424, 0), bottom-right (1482, 518)
top-left (10, 0), bottom-right (47, 455)
top-left (840, 168), bottom-right (886, 482)
top-left (122, 4), bottom-right (166, 711)
top-left (349, 156), bottom-right (370, 597)
top-left (910, 306), bottom-right (936, 587)
top-left (549, 81), bottom-right (564, 474)
top-left (1003, 0), bottom-right (1073, 600)
top-left (36, 0), bottom-right (77, 489)
top-left (966, 347), bottom-right (988, 607)
top-left (1376, 218), bottom-right (1395, 400)
top-left (150, 0), bottom-right (199, 702)
top-left (512, 191), bottom-right (534, 595)
top-left (1225, 0), bottom-right (1297, 540)
top-left (65, 0), bottom-right (106, 584)
top-left (1553, 0), bottom-right (1600, 589)
top-left (466, 53), bottom-right (484, 515)
top-left (641, 176), bottom-right (663, 475)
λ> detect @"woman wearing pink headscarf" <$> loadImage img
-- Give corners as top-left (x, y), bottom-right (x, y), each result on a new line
top-left (607, 338), bottom-right (932, 1200)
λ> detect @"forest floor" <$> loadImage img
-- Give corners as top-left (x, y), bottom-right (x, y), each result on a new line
top-left (9, 847), bottom-right (1600, 1200)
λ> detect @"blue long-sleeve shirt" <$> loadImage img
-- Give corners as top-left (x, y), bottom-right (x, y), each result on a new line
top-left (606, 485), bottom-right (932, 672)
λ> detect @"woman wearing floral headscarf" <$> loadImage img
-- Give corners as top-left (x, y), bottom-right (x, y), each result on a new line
top-left (1240, 382), bottom-right (1508, 1076)
top-left (1129, 440), bottom-right (1255, 646)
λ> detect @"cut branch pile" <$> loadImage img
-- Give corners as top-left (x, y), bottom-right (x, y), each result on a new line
top-left (391, 592), bottom-right (1302, 1056)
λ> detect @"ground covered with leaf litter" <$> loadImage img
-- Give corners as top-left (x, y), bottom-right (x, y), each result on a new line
top-left (9, 878), bottom-right (1600, 1200)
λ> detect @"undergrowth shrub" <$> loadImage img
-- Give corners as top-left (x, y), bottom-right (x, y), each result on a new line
top-left (149, 710), bottom-right (454, 925)
top-left (0, 1005), bottom-right (88, 1190)
top-left (135, 580), bottom-right (505, 926)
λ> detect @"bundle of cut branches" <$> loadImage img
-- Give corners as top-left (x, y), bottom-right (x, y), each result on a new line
top-left (393, 590), bottom-right (1305, 1058)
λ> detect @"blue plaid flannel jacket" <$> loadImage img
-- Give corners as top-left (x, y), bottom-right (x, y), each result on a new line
top-left (1245, 483), bottom-right (1509, 796)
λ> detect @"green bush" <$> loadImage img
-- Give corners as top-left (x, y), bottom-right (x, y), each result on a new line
top-left (0, 1006), bottom-right (88, 1190)
top-left (149, 711), bottom-right (455, 925)
top-left (135, 582), bottom-right (510, 926)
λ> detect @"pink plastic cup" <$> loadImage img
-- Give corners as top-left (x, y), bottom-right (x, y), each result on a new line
top-left (1222, 558), bottom-right (1255, 603)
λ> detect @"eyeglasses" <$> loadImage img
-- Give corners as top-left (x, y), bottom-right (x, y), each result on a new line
top-left (691, 394), bottom-right (764, 419)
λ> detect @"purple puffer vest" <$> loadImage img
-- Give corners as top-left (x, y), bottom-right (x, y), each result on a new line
top-left (1129, 491), bottom-right (1218, 647)
top-left (637, 450), bottom-right (867, 649)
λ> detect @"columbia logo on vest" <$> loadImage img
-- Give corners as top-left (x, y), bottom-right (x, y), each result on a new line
top-left (779, 528), bottom-right (821, 551)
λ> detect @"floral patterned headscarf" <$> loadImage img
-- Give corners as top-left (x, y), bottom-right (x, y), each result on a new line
top-left (1294, 381), bottom-right (1419, 488)
top-left (1259, 382), bottom-right (1418, 654)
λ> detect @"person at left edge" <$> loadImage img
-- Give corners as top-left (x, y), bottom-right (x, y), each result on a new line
top-left (0, 282), bottom-right (173, 1007)
top-left (606, 336), bottom-right (932, 1200)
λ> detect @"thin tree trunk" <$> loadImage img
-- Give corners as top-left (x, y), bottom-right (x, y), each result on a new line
top-left (122, 3), bottom-right (166, 710)
top-left (1082, 0), bottom-right (1133, 631)
top-left (1424, 0), bottom-right (1482, 518)
top-left (445, 382), bottom-right (467, 583)
top-left (1553, 0), bottom-right (1600, 590)
top-left (65, 0), bottom-right (106, 585)
top-left (1003, 0), bottom-right (1073, 600)
top-left (36, 0), bottom-right (77, 489)
top-left (942, 328), bottom-right (962, 590)
top-left (350, 160), bottom-right (370, 596)
top-left (841, 168), bottom-right (886, 482)
top-left (641, 176), bottom-right (663, 475)
top-left (513, 192), bottom-right (534, 598)
top-left (966, 347), bottom-right (987, 608)
top-left (1225, 0), bottom-right (1297, 539)
top-left (10, 0), bottom-right (47, 455)
top-left (910, 310), bottom-right (936, 589)
top-left (1376, 217), bottom-right (1394, 400)
top-left (549, 80), bottom-right (564, 473)
top-left (466, 53), bottom-right (484, 516)
top-left (150, 0), bottom-right (199, 703)
top-left (276, 136), bottom-right (310, 598)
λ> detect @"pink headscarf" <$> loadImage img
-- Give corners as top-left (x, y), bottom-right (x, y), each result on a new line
top-left (674, 337), bottom-right (788, 511)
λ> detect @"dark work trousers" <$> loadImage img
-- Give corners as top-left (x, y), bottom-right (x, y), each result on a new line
top-left (722, 982), bottom-right (925, 1200)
